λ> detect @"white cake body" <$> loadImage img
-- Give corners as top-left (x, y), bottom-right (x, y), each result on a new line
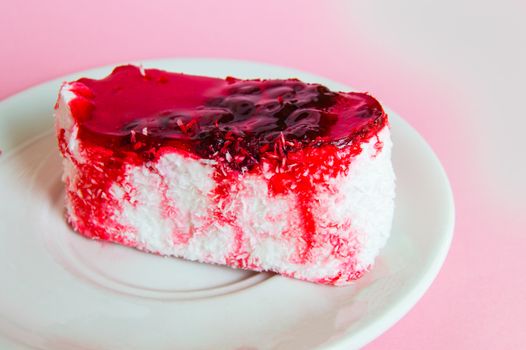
top-left (56, 83), bottom-right (395, 285)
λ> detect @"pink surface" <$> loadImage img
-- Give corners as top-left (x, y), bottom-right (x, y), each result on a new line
top-left (1, 1), bottom-right (525, 348)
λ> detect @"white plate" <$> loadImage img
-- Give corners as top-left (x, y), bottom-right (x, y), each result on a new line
top-left (0, 59), bottom-right (454, 350)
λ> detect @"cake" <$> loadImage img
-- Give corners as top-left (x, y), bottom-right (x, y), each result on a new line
top-left (54, 65), bottom-right (395, 285)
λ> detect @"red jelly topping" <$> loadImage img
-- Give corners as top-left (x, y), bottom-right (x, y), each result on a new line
top-left (62, 65), bottom-right (388, 268)
top-left (71, 65), bottom-right (385, 169)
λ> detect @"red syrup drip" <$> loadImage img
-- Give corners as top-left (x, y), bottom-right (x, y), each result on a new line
top-left (57, 129), bottom-right (134, 244)
top-left (63, 65), bottom-right (387, 263)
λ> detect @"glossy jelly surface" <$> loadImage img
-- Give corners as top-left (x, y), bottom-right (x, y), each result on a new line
top-left (68, 65), bottom-right (386, 168)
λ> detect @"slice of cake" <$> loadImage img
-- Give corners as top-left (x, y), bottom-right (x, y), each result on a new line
top-left (54, 65), bottom-right (395, 285)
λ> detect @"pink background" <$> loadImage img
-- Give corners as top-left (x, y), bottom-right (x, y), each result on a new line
top-left (1, 1), bottom-right (525, 348)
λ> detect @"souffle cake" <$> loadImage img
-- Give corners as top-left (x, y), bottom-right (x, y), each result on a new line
top-left (54, 65), bottom-right (395, 285)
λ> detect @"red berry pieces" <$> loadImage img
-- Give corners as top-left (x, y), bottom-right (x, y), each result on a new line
top-left (67, 65), bottom-right (386, 169)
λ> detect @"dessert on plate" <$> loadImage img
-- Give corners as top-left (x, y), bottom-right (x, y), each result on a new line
top-left (54, 65), bottom-right (395, 285)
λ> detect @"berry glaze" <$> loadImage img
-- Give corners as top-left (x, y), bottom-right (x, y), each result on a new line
top-left (59, 65), bottom-right (388, 280)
